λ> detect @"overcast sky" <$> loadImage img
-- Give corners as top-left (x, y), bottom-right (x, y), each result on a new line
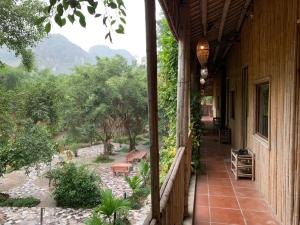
top-left (50, 0), bottom-right (162, 58)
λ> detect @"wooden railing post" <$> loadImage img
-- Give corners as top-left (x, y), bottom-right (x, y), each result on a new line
top-left (144, 0), bottom-right (160, 224)
top-left (176, 0), bottom-right (191, 149)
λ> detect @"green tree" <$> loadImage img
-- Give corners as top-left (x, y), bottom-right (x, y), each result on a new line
top-left (16, 79), bottom-right (60, 130)
top-left (0, 121), bottom-right (56, 177)
top-left (0, 0), bottom-right (45, 70)
top-left (107, 64), bottom-right (148, 151)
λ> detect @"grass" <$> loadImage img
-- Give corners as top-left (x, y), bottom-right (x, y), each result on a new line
top-left (119, 146), bottom-right (129, 153)
top-left (0, 196), bottom-right (40, 207)
top-left (94, 155), bottom-right (114, 163)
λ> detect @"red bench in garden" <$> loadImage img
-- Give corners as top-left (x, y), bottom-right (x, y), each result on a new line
top-left (111, 163), bottom-right (132, 176)
top-left (126, 150), bottom-right (148, 163)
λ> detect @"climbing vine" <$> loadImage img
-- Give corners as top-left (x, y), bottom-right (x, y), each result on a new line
top-left (157, 19), bottom-right (178, 182)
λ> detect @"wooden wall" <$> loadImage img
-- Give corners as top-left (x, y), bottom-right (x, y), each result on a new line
top-left (226, 0), bottom-right (298, 224)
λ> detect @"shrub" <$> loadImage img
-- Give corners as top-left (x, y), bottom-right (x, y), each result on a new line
top-left (69, 143), bottom-right (79, 157)
top-left (0, 197), bottom-right (40, 207)
top-left (95, 155), bottom-right (114, 163)
top-left (97, 190), bottom-right (130, 219)
top-left (139, 160), bottom-right (150, 185)
top-left (51, 163), bottom-right (101, 208)
top-left (118, 146), bottom-right (129, 153)
top-left (88, 189), bottom-right (130, 225)
top-left (85, 213), bottom-right (108, 225)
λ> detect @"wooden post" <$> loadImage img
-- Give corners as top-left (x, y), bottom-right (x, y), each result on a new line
top-left (176, 0), bottom-right (191, 149)
top-left (144, 0), bottom-right (160, 223)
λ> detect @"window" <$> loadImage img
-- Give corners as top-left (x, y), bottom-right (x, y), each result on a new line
top-left (230, 91), bottom-right (235, 119)
top-left (256, 82), bottom-right (269, 139)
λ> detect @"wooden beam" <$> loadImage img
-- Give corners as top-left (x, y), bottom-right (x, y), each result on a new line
top-left (222, 0), bottom-right (252, 59)
top-left (218, 0), bottom-right (231, 41)
top-left (201, 0), bottom-right (207, 36)
top-left (144, 0), bottom-right (160, 223)
top-left (213, 0), bottom-right (231, 63)
top-left (236, 0), bottom-right (252, 32)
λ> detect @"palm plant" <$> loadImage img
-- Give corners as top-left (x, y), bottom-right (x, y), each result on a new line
top-left (124, 175), bottom-right (142, 196)
top-left (96, 189), bottom-right (130, 224)
top-left (138, 160), bottom-right (150, 185)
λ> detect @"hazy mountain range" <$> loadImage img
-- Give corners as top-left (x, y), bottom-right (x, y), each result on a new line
top-left (0, 34), bottom-right (135, 74)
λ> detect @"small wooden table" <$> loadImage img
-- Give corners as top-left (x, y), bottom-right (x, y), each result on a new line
top-left (111, 163), bottom-right (132, 176)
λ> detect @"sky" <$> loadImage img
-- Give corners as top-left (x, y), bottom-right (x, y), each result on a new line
top-left (50, 0), bottom-right (162, 59)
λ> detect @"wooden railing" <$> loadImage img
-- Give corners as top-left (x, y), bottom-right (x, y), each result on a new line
top-left (144, 133), bottom-right (193, 225)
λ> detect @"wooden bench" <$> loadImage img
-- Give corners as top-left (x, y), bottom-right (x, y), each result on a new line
top-left (126, 150), bottom-right (148, 163)
top-left (111, 163), bottom-right (132, 176)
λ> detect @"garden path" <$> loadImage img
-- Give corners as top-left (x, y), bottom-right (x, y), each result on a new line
top-left (0, 143), bottom-right (150, 225)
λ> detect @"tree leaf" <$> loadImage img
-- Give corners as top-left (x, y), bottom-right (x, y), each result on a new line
top-left (54, 14), bottom-right (63, 27)
top-left (115, 24), bottom-right (124, 34)
top-left (110, 20), bottom-right (116, 25)
top-left (68, 14), bottom-right (75, 24)
top-left (108, 2), bottom-right (117, 9)
top-left (79, 17), bottom-right (86, 28)
top-left (50, 0), bottom-right (57, 7)
top-left (95, 13), bottom-right (101, 18)
top-left (103, 16), bottom-right (108, 26)
top-left (105, 32), bottom-right (112, 43)
top-left (87, 6), bottom-right (95, 15)
top-left (57, 4), bottom-right (64, 16)
top-left (62, 0), bottom-right (69, 10)
top-left (35, 16), bottom-right (47, 25)
top-left (74, 10), bottom-right (84, 19)
top-left (45, 22), bottom-right (51, 33)
top-left (120, 17), bottom-right (126, 24)
top-left (61, 18), bottom-right (66, 26)
top-left (120, 8), bottom-right (126, 16)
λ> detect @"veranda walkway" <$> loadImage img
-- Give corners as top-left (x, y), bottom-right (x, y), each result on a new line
top-left (194, 134), bottom-right (280, 225)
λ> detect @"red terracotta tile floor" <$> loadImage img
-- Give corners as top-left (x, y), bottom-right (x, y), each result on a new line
top-left (194, 135), bottom-right (281, 225)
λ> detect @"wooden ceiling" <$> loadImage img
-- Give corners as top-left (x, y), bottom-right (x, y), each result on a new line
top-left (159, 0), bottom-right (252, 64)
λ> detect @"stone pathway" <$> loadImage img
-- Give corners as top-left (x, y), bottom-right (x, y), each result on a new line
top-left (0, 144), bottom-right (150, 224)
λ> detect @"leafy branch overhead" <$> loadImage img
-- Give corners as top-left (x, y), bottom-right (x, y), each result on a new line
top-left (39, 0), bottom-right (126, 42)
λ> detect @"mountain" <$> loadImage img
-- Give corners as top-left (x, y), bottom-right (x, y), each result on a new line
top-left (0, 34), bottom-right (136, 74)
top-left (88, 45), bottom-right (135, 64)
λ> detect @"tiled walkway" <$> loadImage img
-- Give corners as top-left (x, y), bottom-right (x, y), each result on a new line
top-left (194, 135), bottom-right (280, 225)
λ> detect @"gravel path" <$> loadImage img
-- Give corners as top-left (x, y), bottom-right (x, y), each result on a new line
top-left (0, 144), bottom-right (150, 225)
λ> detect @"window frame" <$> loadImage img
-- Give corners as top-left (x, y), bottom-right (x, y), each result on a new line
top-left (254, 78), bottom-right (270, 141)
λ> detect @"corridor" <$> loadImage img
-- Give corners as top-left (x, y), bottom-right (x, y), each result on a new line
top-left (194, 135), bottom-right (280, 225)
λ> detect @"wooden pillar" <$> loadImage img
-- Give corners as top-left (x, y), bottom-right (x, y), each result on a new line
top-left (144, 0), bottom-right (160, 223)
top-left (176, 0), bottom-right (191, 149)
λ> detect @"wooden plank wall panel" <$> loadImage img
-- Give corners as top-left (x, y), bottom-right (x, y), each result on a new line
top-left (226, 0), bottom-right (298, 224)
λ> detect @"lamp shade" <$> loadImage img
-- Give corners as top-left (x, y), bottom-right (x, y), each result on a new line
top-left (196, 39), bottom-right (209, 66)
top-left (201, 67), bottom-right (208, 79)
top-left (200, 78), bottom-right (206, 85)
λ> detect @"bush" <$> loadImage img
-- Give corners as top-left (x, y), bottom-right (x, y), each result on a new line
top-left (51, 163), bottom-right (101, 208)
top-left (95, 155), bottom-right (114, 163)
top-left (0, 197), bottom-right (40, 207)
top-left (86, 189), bottom-right (131, 225)
top-left (118, 146), bottom-right (129, 153)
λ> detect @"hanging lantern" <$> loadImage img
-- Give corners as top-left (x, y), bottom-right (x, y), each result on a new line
top-left (200, 78), bottom-right (206, 85)
top-left (201, 67), bottom-right (208, 79)
top-left (196, 39), bottom-right (209, 66)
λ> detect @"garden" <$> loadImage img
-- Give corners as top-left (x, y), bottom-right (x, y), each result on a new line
top-left (0, 1), bottom-right (204, 223)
